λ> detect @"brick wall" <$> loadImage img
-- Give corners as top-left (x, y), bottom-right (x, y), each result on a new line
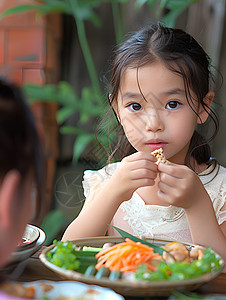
top-left (0, 0), bottom-right (62, 216)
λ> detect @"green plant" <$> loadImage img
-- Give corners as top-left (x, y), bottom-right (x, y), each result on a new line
top-left (23, 82), bottom-right (107, 162)
top-left (0, 0), bottom-right (200, 162)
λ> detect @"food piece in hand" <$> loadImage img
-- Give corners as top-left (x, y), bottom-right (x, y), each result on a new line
top-left (151, 148), bottom-right (169, 165)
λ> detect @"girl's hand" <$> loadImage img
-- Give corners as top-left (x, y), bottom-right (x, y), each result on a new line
top-left (157, 162), bottom-right (210, 210)
top-left (109, 151), bottom-right (158, 203)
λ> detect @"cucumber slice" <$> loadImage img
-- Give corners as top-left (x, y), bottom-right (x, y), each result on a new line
top-left (82, 246), bottom-right (103, 252)
top-left (95, 266), bottom-right (110, 279)
top-left (109, 270), bottom-right (122, 281)
top-left (84, 265), bottom-right (97, 277)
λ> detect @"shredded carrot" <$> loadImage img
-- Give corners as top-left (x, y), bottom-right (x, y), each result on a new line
top-left (95, 238), bottom-right (162, 272)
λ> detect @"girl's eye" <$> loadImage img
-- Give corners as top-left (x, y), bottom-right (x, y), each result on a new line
top-left (166, 101), bottom-right (181, 110)
top-left (127, 103), bottom-right (142, 112)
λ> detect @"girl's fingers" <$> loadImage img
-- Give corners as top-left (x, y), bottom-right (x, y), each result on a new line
top-left (122, 152), bottom-right (158, 174)
top-left (131, 168), bottom-right (158, 180)
top-left (158, 180), bottom-right (178, 195)
top-left (128, 159), bottom-right (158, 172)
top-left (134, 178), bottom-right (156, 187)
top-left (125, 151), bottom-right (158, 164)
top-left (158, 171), bottom-right (181, 186)
top-left (158, 162), bottom-right (188, 179)
top-left (157, 180), bottom-right (185, 205)
top-left (157, 188), bottom-right (173, 204)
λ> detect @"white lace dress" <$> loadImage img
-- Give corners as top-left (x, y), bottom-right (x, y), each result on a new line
top-left (82, 162), bottom-right (226, 243)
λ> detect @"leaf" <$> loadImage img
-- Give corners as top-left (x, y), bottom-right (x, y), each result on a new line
top-left (110, 225), bottom-right (164, 255)
top-left (40, 210), bottom-right (66, 246)
top-left (159, 0), bottom-right (168, 10)
top-left (77, 0), bottom-right (112, 5)
top-left (60, 126), bottom-right (84, 135)
top-left (57, 81), bottom-right (79, 106)
top-left (0, 4), bottom-right (42, 18)
top-left (146, 0), bottom-right (159, 10)
top-left (135, 0), bottom-right (148, 9)
top-left (23, 84), bottom-right (58, 103)
top-left (72, 133), bottom-right (95, 162)
top-left (0, 2), bottom-right (70, 19)
top-left (57, 106), bottom-right (77, 124)
top-left (86, 11), bottom-right (101, 27)
top-left (23, 81), bottom-right (79, 107)
top-left (161, 9), bottom-right (185, 27)
top-left (161, 0), bottom-right (197, 28)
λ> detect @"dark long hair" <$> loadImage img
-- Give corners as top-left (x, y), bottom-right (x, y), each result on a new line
top-left (103, 23), bottom-right (219, 169)
top-left (0, 78), bottom-right (44, 222)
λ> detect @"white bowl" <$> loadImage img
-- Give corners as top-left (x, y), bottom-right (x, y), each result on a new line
top-left (17, 224), bottom-right (40, 251)
top-left (6, 225), bottom-right (46, 266)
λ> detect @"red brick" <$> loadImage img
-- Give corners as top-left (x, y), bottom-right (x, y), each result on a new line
top-left (3, 68), bottom-right (23, 86)
top-left (8, 28), bottom-right (45, 67)
top-left (23, 68), bottom-right (44, 85)
top-left (0, 0), bottom-right (45, 28)
top-left (0, 30), bottom-right (4, 66)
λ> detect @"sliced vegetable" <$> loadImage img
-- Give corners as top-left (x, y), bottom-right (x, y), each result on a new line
top-left (110, 225), bottom-right (164, 255)
top-left (96, 238), bottom-right (162, 272)
top-left (82, 246), bottom-right (103, 252)
top-left (109, 270), bottom-right (122, 281)
top-left (46, 240), bottom-right (97, 272)
top-left (46, 240), bottom-right (80, 270)
top-left (95, 266), bottom-right (111, 279)
top-left (84, 265), bottom-right (97, 277)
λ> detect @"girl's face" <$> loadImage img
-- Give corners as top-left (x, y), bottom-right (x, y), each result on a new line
top-left (115, 61), bottom-right (200, 164)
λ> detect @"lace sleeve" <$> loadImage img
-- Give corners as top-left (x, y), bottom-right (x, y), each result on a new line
top-left (212, 177), bottom-right (226, 225)
top-left (82, 163), bottom-right (119, 209)
top-left (82, 169), bottom-right (105, 209)
top-left (217, 180), bottom-right (226, 225)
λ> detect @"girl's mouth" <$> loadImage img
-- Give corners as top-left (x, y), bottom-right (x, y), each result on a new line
top-left (145, 142), bottom-right (167, 151)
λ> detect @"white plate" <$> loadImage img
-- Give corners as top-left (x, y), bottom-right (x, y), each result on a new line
top-left (23, 280), bottom-right (124, 299)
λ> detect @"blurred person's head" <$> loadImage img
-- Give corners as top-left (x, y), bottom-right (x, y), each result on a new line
top-left (0, 78), bottom-right (43, 267)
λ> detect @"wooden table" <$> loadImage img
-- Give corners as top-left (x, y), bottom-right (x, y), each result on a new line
top-left (2, 247), bottom-right (226, 300)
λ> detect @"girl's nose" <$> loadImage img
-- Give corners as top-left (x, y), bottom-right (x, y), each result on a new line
top-left (145, 110), bottom-right (164, 132)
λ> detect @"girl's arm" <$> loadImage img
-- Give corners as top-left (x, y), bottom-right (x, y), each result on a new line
top-left (185, 198), bottom-right (226, 263)
top-left (62, 152), bottom-right (157, 241)
top-left (157, 162), bottom-right (226, 263)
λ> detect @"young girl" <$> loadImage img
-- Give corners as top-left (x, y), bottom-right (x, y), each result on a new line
top-left (62, 23), bottom-right (226, 262)
top-left (0, 78), bottom-right (43, 269)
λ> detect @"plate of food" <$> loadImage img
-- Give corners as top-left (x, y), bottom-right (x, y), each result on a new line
top-left (39, 227), bottom-right (224, 297)
top-left (0, 280), bottom-right (124, 299)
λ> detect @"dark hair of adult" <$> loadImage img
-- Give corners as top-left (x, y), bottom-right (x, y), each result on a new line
top-left (0, 78), bottom-right (44, 222)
